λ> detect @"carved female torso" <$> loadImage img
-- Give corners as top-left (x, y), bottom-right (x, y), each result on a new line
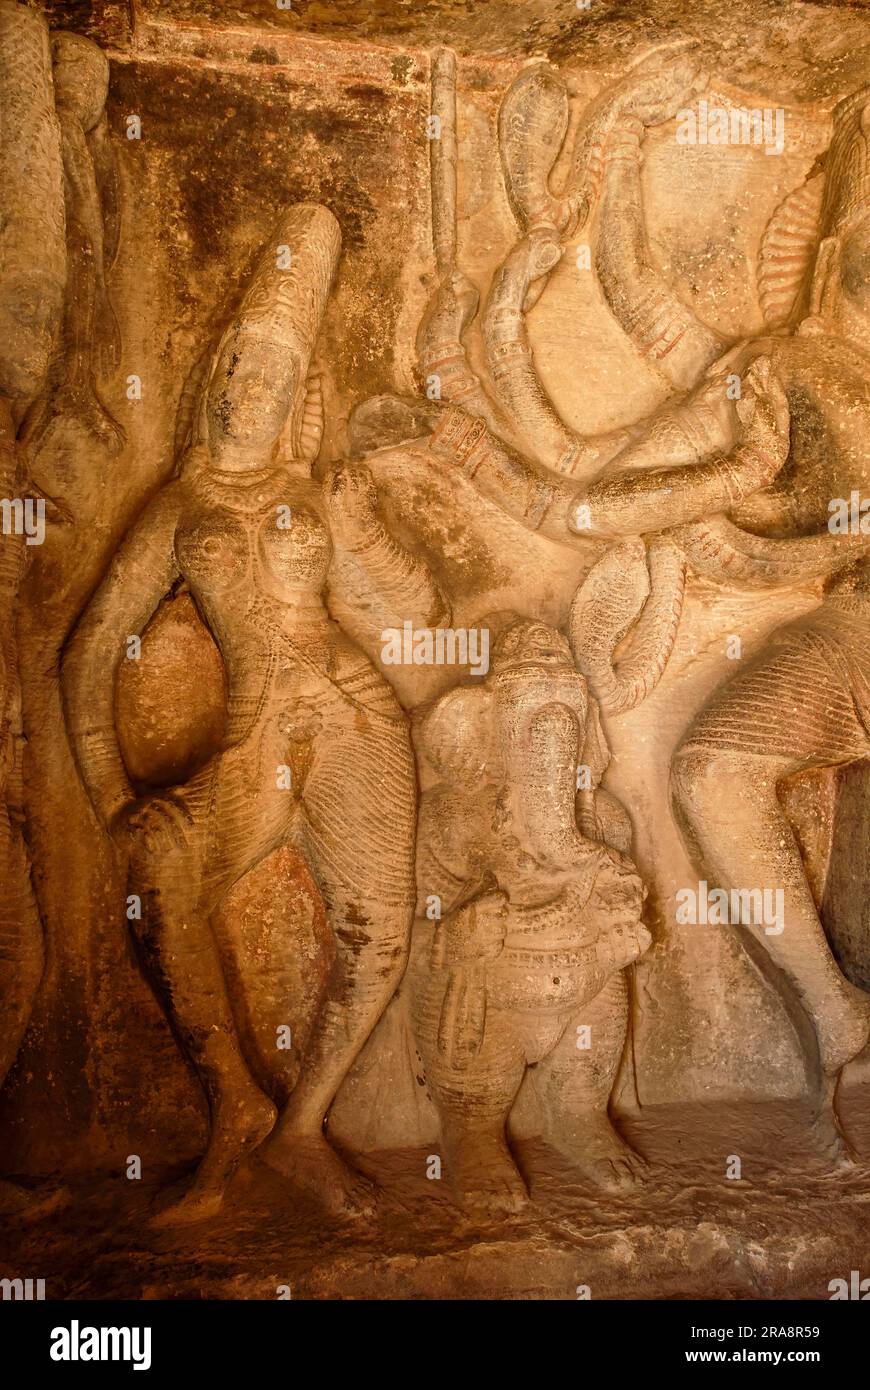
top-left (175, 458), bottom-right (402, 747)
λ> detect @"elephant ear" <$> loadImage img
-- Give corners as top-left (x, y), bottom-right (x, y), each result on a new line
top-left (415, 685), bottom-right (493, 782)
top-left (499, 62), bottom-right (570, 230)
top-left (757, 174), bottom-right (824, 330)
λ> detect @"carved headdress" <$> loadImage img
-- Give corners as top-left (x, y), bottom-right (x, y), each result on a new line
top-left (758, 84), bottom-right (870, 330)
top-left (230, 202), bottom-right (340, 361)
top-left (182, 202), bottom-right (340, 462)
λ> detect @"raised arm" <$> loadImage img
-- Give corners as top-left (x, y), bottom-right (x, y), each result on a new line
top-left (575, 357), bottom-right (790, 538)
top-left (481, 233), bottom-right (625, 478)
top-left (63, 484), bottom-right (181, 829)
top-left (594, 114), bottom-right (727, 390)
top-left (427, 405), bottom-right (583, 545)
top-left (589, 51), bottom-right (728, 390)
top-left (323, 459), bottom-right (450, 630)
top-left (427, 354), bottom-right (787, 547)
top-left (417, 270), bottom-right (520, 447)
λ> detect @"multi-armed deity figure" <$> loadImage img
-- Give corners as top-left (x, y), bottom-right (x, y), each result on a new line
top-left (64, 202), bottom-right (449, 1223)
top-left (413, 617), bottom-right (650, 1212)
top-left (0, 0), bottom-right (66, 1214)
top-left (417, 46), bottom-right (870, 1156)
top-left (666, 86), bottom-right (870, 1149)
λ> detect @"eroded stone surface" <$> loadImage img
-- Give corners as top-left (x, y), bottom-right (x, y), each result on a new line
top-left (2, 0), bottom-right (870, 1299)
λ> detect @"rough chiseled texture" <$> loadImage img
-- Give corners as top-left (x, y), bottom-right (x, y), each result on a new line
top-left (1, 0), bottom-right (870, 1301)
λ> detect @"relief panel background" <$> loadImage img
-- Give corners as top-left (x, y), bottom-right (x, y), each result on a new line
top-left (4, 1), bottom-right (869, 1174)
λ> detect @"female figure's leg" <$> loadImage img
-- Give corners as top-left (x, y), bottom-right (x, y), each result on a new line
top-left (264, 709), bottom-right (417, 1215)
top-left (129, 718), bottom-right (296, 1223)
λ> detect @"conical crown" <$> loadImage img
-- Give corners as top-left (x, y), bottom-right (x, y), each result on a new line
top-left (820, 85), bottom-right (870, 238)
top-left (233, 203), bottom-right (341, 378)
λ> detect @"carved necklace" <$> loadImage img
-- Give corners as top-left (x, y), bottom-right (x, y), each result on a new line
top-left (183, 447), bottom-right (296, 512)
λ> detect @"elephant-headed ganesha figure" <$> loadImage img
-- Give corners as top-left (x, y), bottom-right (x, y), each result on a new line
top-left (416, 46), bottom-right (870, 1161)
top-left (411, 617), bottom-right (651, 1213)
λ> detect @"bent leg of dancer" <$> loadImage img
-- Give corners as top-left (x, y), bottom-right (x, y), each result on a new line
top-left (263, 715), bottom-right (416, 1216)
top-left (671, 640), bottom-right (870, 1162)
top-left (130, 732), bottom-right (296, 1224)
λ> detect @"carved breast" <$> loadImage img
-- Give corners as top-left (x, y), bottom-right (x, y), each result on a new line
top-left (174, 498), bottom-right (333, 600)
top-left (175, 511), bottom-right (249, 593)
top-left (257, 502), bottom-right (332, 590)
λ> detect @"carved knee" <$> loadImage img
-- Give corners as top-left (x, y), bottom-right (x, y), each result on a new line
top-left (670, 744), bottom-right (729, 828)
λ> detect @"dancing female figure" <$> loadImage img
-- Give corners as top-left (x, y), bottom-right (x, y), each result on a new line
top-left (65, 203), bottom-right (447, 1222)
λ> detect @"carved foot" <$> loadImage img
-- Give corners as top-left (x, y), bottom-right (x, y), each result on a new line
top-left (28, 385), bottom-right (124, 458)
top-left (447, 1135), bottom-right (529, 1217)
top-left (547, 1115), bottom-right (647, 1193)
top-left (260, 1131), bottom-right (376, 1219)
top-left (815, 984), bottom-right (870, 1079)
top-left (808, 1073), bottom-right (862, 1174)
top-left (58, 384), bottom-right (125, 451)
top-left (808, 1106), bottom-right (859, 1173)
top-left (149, 1088), bottom-right (276, 1228)
top-left (150, 1185), bottom-right (227, 1229)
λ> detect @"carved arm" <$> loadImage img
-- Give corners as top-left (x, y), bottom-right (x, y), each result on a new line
top-left (62, 485), bottom-right (182, 828)
top-left (594, 114), bottom-right (727, 389)
top-left (427, 405), bottom-right (582, 543)
top-left (324, 459), bottom-right (450, 629)
top-left (574, 356), bottom-right (790, 538)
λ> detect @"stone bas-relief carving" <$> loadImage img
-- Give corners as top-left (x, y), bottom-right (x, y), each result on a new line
top-left (413, 618), bottom-right (650, 1211)
top-left (0, 0), bottom-right (65, 1217)
top-left (25, 29), bottom-right (122, 456)
top-left (3, 0), bottom-right (870, 1302)
top-left (65, 201), bottom-right (448, 1224)
top-left (0, 1), bottom-right (125, 1224)
top-left (421, 49), bottom-right (870, 1159)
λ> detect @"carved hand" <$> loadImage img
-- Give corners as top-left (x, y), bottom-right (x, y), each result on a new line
top-left (421, 268), bottom-right (480, 348)
top-left (587, 852), bottom-right (651, 967)
top-left (520, 231), bottom-right (563, 311)
top-left (613, 44), bottom-right (708, 128)
top-left (323, 459), bottom-right (381, 548)
top-left (109, 794), bottom-right (193, 856)
top-left (734, 354), bottom-right (791, 483)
